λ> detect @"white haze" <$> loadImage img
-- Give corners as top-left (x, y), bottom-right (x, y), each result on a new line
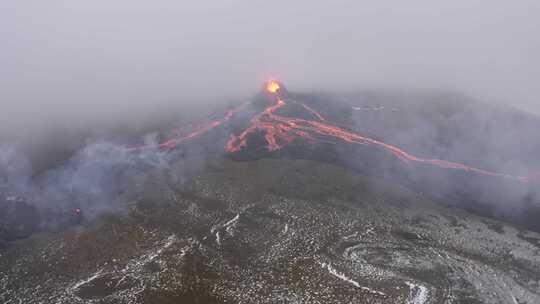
top-left (2, 0), bottom-right (540, 137)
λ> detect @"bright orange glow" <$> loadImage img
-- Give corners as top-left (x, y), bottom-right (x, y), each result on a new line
top-left (266, 80), bottom-right (281, 93)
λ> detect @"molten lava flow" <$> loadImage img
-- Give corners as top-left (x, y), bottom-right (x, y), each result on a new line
top-left (226, 99), bottom-right (295, 152)
top-left (301, 103), bottom-right (326, 121)
top-left (126, 104), bottom-right (246, 152)
top-left (226, 90), bottom-right (530, 183)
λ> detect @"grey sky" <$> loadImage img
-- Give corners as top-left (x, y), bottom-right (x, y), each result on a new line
top-left (2, 1), bottom-right (540, 135)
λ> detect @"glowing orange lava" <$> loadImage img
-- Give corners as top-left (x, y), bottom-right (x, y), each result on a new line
top-left (266, 80), bottom-right (281, 93)
top-left (126, 103), bottom-right (246, 152)
top-left (301, 103), bottom-right (326, 121)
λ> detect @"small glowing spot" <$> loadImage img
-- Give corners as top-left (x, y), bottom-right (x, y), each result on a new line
top-left (266, 80), bottom-right (280, 93)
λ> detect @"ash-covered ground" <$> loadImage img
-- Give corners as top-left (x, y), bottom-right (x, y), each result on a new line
top-left (2, 157), bottom-right (540, 303)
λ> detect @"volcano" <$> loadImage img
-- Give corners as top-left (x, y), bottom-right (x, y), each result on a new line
top-left (141, 79), bottom-right (530, 183)
top-left (126, 80), bottom-right (540, 231)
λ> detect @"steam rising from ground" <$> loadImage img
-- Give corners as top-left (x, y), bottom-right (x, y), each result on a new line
top-left (0, 140), bottom-right (171, 221)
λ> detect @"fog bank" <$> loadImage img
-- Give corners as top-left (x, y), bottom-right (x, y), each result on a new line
top-left (2, 1), bottom-right (540, 137)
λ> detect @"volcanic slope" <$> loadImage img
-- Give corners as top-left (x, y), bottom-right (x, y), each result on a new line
top-left (142, 81), bottom-right (540, 231)
top-left (2, 157), bottom-right (540, 304)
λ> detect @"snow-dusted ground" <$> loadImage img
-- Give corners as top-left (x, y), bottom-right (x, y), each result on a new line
top-left (2, 158), bottom-right (540, 303)
top-left (405, 281), bottom-right (428, 304)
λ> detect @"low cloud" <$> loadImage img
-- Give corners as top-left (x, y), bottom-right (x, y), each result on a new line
top-left (2, 1), bottom-right (540, 139)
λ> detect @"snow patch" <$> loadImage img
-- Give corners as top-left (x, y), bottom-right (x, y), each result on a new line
top-left (352, 106), bottom-right (399, 112)
top-left (71, 268), bottom-right (105, 291)
top-left (69, 234), bottom-right (178, 298)
top-left (211, 214), bottom-right (240, 245)
top-left (321, 262), bottom-right (386, 297)
top-left (215, 231), bottom-right (221, 246)
top-left (142, 234), bottom-right (176, 264)
top-left (405, 281), bottom-right (428, 304)
top-left (224, 214), bottom-right (240, 235)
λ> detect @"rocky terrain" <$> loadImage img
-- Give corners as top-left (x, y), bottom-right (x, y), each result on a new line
top-left (2, 158), bottom-right (540, 303)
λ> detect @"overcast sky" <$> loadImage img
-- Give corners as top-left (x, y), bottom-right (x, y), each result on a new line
top-left (2, 1), bottom-right (540, 135)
